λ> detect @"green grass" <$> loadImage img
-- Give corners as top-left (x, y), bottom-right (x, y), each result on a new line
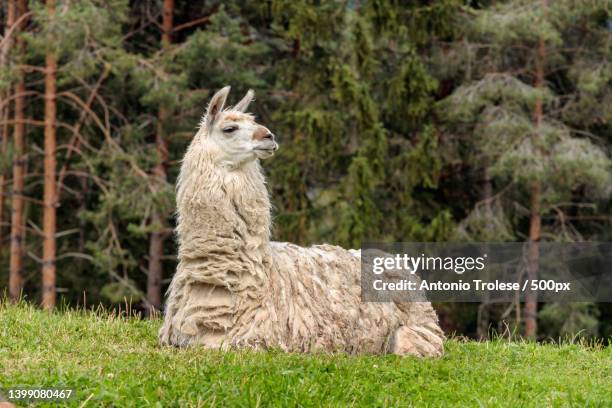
top-left (1, 302), bottom-right (610, 407)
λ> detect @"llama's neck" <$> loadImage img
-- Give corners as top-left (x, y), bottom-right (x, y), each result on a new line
top-left (175, 141), bottom-right (272, 262)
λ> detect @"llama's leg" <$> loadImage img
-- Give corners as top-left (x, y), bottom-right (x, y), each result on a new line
top-left (389, 324), bottom-right (444, 357)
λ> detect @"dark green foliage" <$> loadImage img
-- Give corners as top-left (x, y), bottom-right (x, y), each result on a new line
top-left (262, 1), bottom-right (458, 247)
top-left (539, 303), bottom-right (600, 340)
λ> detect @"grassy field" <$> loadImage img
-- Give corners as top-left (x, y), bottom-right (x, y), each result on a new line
top-left (1, 302), bottom-right (611, 407)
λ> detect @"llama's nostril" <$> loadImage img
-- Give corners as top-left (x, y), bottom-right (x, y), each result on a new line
top-left (264, 133), bottom-right (274, 140)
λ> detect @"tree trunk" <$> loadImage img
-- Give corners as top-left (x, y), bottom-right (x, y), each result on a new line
top-left (42, 0), bottom-right (57, 310)
top-left (524, 8), bottom-right (546, 338)
top-left (0, 0), bottom-right (17, 248)
top-left (8, 0), bottom-right (28, 303)
top-left (147, 0), bottom-right (173, 312)
top-left (524, 181), bottom-right (541, 338)
top-left (477, 169), bottom-right (493, 340)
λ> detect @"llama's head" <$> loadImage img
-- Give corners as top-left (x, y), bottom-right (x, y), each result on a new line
top-left (198, 86), bottom-right (278, 167)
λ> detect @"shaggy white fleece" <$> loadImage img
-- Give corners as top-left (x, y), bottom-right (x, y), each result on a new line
top-left (159, 87), bottom-right (444, 357)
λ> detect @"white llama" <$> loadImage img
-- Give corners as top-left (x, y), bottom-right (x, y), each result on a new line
top-left (159, 86), bottom-right (444, 357)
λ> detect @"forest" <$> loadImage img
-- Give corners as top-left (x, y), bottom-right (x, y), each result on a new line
top-left (0, 0), bottom-right (610, 341)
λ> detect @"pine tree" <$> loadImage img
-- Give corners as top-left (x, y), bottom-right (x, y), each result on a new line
top-left (263, 0), bottom-right (458, 248)
top-left (438, 0), bottom-right (611, 337)
top-left (147, 0), bottom-right (174, 313)
top-left (24, 0), bottom-right (132, 305)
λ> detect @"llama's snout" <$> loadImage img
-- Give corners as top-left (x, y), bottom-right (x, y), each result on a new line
top-left (253, 126), bottom-right (275, 142)
top-left (253, 126), bottom-right (278, 154)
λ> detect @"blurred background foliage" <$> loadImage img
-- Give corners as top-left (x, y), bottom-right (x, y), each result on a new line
top-left (0, 0), bottom-right (610, 341)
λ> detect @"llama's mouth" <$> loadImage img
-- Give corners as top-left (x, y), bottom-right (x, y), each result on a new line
top-left (254, 145), bottom-right (278, 159)
top-left (254, 142), bottom-right (279, 155)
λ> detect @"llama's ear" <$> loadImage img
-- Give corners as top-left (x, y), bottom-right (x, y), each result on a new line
top-left (234, 89), bottom-right (255, 113)
top-left (204, 86), bottom-right (230, 131)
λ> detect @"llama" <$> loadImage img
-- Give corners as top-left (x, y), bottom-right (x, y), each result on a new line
top-left (159, 86), bottom-right (444, 357)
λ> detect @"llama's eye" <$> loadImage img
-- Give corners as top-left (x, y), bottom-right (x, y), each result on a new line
top-left (223, 125), bottom-right (238, 134)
